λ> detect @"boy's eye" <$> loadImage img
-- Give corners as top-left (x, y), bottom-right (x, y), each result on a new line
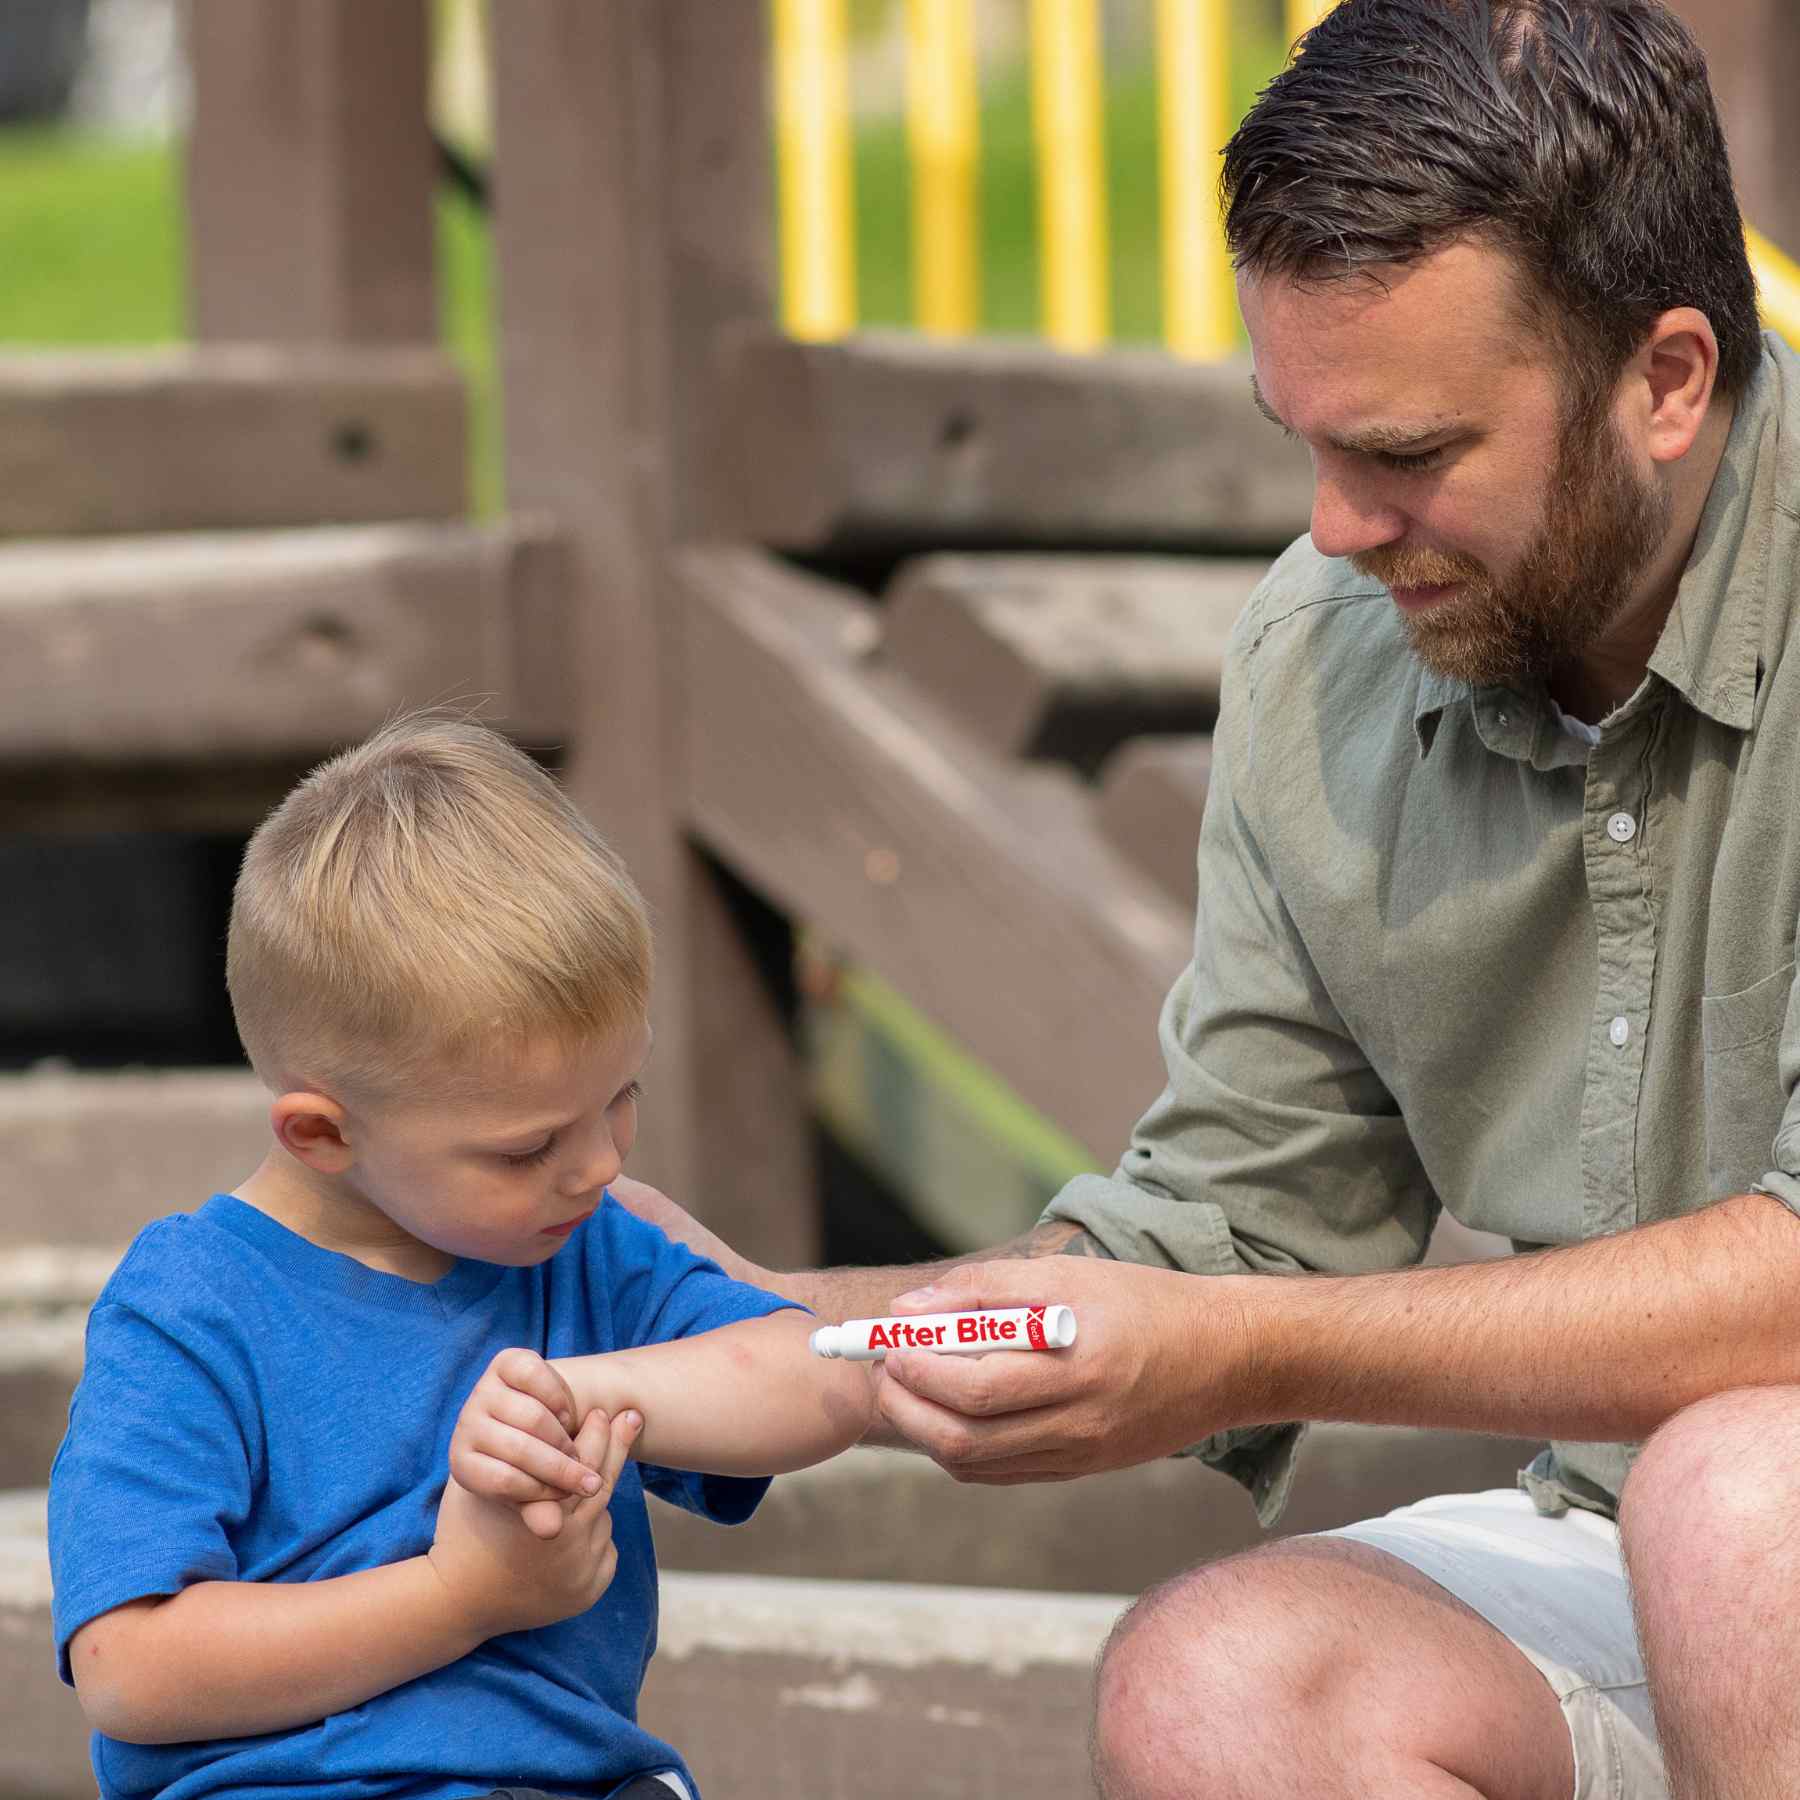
top-left (502, 1134), bottom-right (558, 1168)
top-left (616, 1081), bottom-right (644, 1107)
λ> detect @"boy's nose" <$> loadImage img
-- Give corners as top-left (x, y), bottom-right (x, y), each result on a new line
top-left (562, 1136), bottom-right (622, 1198)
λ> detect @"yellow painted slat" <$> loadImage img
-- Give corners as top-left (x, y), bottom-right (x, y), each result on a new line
top-left (773, 0), bottom-right (856, 341)
top-left (1030, 0), bottom-right (1110, 350)
top-left (1286, 0), bottom-right (1335, 43)
top-left (906, 0), bottom-right (981, 336)
top-left (1156, 0), bottom-right (1237, 360)
top-left (1748, 224), bottom-right (1800, 350)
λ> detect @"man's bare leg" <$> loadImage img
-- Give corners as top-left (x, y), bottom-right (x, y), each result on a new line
top-left (1093, 1538), bottom-right (1576, 1800)
top-left (1620, 1385), bottom-right (1800, 1800)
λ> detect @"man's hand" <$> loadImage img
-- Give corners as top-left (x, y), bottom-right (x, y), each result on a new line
top-left (430, 1406), bottom-right (640, 1639)
top-left (876, 1257), bottom-right (1253, 1483)
top-left (452, 1347), bottom-right (627, 1540)
top-left (609, 1175), bottom-right (773, 1289)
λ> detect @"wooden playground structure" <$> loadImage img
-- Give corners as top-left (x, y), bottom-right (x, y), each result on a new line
top-left (2, 1), bottom-right (1798, 1791)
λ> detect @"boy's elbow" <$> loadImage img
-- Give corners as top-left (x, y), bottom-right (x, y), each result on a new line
top-left (74, 1660), bottom-right (153, 1742)
top-left (70, 1604), bottom-right (183, 1743)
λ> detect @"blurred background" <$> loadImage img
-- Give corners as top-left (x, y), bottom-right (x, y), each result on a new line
top-left (3, 0), bottom-right (1795, 1268)
top-left (0, 0), bottom-right (1308, 1268)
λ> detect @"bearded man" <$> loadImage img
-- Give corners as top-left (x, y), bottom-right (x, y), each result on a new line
top-left (623, 2), bottom-right (1800, 1793)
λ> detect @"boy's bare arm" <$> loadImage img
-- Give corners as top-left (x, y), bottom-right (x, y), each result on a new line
top-left (68, 1557), bottom-right (483, 1745)
top-left (70, 1409), bottom-right (635, 1745)
top-left (549, 1311), bottom-right (876, 1476)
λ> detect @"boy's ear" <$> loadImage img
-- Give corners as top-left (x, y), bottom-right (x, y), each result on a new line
top-left (270, 1092), bottom-right (355, 1174)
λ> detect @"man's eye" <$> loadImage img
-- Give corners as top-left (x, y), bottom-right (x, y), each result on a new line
top-left (502, 1135), bottom-right (557, 1168)
top-left (1374, 447), bottom-right (1446, 473)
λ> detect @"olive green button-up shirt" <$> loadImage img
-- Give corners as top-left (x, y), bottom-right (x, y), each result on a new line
top-left (1044, 332), bottom-right (1800, 1526)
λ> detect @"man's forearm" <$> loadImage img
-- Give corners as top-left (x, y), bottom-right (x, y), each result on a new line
top-left (72, 1557), bottom-right (479, 1744)
top-left (779, 1218), bottom-right (1102, 1320)
top-left (1242, 1191), bottom-right (1800, 1441)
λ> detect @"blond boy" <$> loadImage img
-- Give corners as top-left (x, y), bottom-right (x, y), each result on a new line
top-left (48, 715), bottom-right (872, 1800)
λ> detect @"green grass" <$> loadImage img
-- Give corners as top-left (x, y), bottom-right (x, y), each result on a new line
top-left (0, 127), bottom-right (185, 342)
top-left (0, 27), bottom-right (1284, 508)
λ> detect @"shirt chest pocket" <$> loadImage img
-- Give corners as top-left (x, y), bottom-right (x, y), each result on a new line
top-left (1701, 960), bottom-right (1797, 1199)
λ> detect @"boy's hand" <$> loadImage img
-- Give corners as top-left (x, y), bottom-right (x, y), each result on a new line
top-left (452, 1348), bottom-right (605, 1536)
top-left (429, 1406), bottom-right (641, 1640)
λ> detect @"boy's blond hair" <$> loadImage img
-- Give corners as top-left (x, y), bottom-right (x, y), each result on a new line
top-left (227, 713), bottom-right (651, 1102)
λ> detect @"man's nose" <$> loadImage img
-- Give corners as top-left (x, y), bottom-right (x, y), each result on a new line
top-left (1308, 464), bottom-right (1405, 562)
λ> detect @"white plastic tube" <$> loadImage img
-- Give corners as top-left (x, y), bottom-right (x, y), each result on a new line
top-left (810, 1305), bottom-right (1077, 1360)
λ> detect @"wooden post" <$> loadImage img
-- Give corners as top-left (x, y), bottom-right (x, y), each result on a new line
top-left (491, 2), bottom-right (819, 1267)
top-left (1669, 0), bottom-right (1800, 259)
top-left (185, 0), bottom-right (437, 344)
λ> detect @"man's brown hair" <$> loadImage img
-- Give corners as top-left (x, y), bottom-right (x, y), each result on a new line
top-left (1222, 0), bottom-right (1762, 409)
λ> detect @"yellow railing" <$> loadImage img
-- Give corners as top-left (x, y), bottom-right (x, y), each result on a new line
top-left (905, 0), bottom-right (982, 335)
top-left (772, 0), bottom-right (1800, 359)
top-left (773, 0), bottom-right (857, 341)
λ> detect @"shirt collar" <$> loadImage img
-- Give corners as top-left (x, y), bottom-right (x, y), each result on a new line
top-left (1412, 665), bottom-right (1464, 757)
top-left (1412, 333), bottom-right (1785, 757)
top-left (1644, 334), bottom-right (1784, 732)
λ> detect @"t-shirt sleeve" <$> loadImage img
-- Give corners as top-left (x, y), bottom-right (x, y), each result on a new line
top-left (49, 1294), bottom-right (254, 1683)
top-left (592, 1196), bottom-right (807, 1523)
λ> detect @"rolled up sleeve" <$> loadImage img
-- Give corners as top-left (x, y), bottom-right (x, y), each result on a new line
top-left (1043, 593), bottom-right (1437, 1525)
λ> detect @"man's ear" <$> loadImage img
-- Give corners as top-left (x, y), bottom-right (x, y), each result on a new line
top-left (270, 1092), bottom-right (355, 1174)
top-left (1636, 306), bottom-right (1722, 466)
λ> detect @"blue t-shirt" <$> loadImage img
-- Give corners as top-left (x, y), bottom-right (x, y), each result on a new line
top-left (49, 1192), bottom-right (800, 1800)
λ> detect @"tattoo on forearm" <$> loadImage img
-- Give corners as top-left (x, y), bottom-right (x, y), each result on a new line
top-left (1056, 1229), bottom-right (1115, 1260)
top-left (984, 1222), bottom-right (1116, 1263)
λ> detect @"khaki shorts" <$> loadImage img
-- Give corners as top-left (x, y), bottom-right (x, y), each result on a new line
top-left (1323, 1489), bottom-right (1666, 1800)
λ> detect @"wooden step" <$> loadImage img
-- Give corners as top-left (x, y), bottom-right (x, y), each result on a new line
top-left (0, 1492), bottom-right (1127, 1800)
top-left (0, 1067), bottom-right (269, 1253)
top-left (679, 546), bottom-right (1193, 1161)
top-left (714, 327), bottom-right (1315, 556)
top-left (1096, 734), bottom-right (1214, 908)
top-left (881, 553), bottom-right (1261, 772)
top-left (0, 519), bottom-right (569, 831)
top-left (0, 347), bottom-right (466, 539)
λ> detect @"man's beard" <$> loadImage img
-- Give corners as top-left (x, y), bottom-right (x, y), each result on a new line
top-left (1352, 402), bottom-right (1672, 690)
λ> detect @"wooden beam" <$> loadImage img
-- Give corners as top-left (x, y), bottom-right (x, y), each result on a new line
top-left (0, 521), bottom-right (568, 770)
top-left (0, 348), bottom-right (465, 537)
top-left (680, 547), bottom-right (1191, 1162)
top-left (0, 1069), bottom-right (269, 1251)
top-left (1096, 735), bottom-right (1213, 912)
top-left (492, 2), bottom-right (816, 1268)
top-left (185, 0), bottom-right (437, 344)
top-left (713, 327), bottom-right (1315, 554)
top-left (881, 553), bottom-right (1261, 771)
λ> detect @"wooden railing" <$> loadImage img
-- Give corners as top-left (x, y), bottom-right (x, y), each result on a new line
top-left (170, 0), bottom-right (1800, 1268)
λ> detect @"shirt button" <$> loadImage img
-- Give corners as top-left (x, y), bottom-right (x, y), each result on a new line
top-left (1609, 1015), bottom-right (1630, 1047)
top-left (1606, 812), bottom-right (1637, 843)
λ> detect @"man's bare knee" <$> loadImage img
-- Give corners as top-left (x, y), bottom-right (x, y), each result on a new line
top-left (1092, 1538), bottom-right (1574, 1800)
top-left (1093, 1548), bottom-right (1317, 1800)
top-left (1622, 1385), bottom-right (1800, 1592)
